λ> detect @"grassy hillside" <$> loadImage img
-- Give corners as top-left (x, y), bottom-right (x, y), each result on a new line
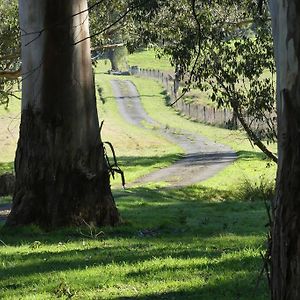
top-left (127, 48), bottom-right (173, 72)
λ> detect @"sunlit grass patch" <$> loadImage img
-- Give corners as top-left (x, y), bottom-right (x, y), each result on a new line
top-left (127, 48), bottom-right (172, 72)
top-left (0, 162), bottom-right (13, 175)
top-left (0, 186), bottom-right (268, 299)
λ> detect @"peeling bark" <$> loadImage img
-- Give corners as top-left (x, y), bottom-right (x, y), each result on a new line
top-left (6, 0), bottom-right (119, 228)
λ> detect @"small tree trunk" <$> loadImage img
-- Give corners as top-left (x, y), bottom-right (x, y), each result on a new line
top-left (6, 0), bottom-right (119, 228)
top-left (270, 0), bottom-right (300, 298)
top-left (107, 46), bottom-right (127, 71)
top-left (107, 48), bottom-right (119, 71)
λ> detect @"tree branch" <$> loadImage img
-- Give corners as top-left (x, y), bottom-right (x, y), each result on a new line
top-left (72, 5), bottom-right (138, 46)
top-left (233, 103), bottom-right (278, 163)
top-left (225, 17), bottom-right (271, 28)
top-left (0, 68), bottom-right (21, 79)
top-left (170, 0), bottom-right (202, 106)
top-left (23, 0), bottom-right (107, 46)
top-left (92, 43), bottom-right (125, 51)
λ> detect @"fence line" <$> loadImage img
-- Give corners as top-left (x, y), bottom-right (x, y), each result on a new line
top-left (129, 66), bottom-right (237, 129)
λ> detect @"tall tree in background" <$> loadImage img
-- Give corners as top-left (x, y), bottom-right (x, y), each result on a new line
top-left (270, 0), bottom-right (300, 298)
top-left (6, 0), bottom-right (119, 228)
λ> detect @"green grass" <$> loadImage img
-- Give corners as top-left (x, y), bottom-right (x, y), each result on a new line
top-left (0, 61), bottom-right (273, 299)
top-left (99, 48), bottom-right (173, 73)
top-left (0, 162), bottom-right (13, 175)
top-left (127, 48), bottom-right (173, 72)
top-left (0, 185), bottom-right (268, 299)
top-left (182, 89), bottom-right (214, 107)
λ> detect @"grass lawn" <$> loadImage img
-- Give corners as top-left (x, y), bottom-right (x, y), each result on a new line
top-left (0, 62), bottom-right (274, 299)
top-left (127, 48), bottom-right (173, 72)
top-left (0, 96), bottom-right (20, 163)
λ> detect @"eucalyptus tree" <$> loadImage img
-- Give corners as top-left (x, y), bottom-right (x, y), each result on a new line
top-left (6, 0), bottom-right (119, 227)
top-left (269, 0), bottom-right (300, 298)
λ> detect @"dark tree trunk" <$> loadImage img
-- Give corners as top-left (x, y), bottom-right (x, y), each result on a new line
top-left (108, 48), bottom-right (119, 71)
top-left (6, 0), bottom-right (119, 228)
top-left (107, 46), bottom-right (127, 71)
top-left (0, 173), bottom-right (15, 196)
top-left (270, 0), bottom-right (300, 298)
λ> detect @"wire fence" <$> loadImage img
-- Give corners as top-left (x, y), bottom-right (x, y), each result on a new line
top-left (129, 66), bottom-right (237, 129)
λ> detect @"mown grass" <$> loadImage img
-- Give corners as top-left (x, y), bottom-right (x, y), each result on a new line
top-left (0, 184), bottom-right (268, 299)
top-left (0, 60), bottom-right (273, 299)
top-left (127, 48), bottom-right (172, 72)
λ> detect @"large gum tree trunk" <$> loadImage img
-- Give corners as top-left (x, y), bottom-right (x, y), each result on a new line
top-left (270, 0), bottom-right (300, 298)
top-left (6, 0), bottom-right (120, 228)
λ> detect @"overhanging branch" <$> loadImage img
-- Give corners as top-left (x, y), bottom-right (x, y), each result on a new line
top-left (92, 43), bottom-right (125, 51)
top-left (73, 5), bottom-right (137, 46)
top-left (22, 0), bottom-right (107, 46)
top-left (0, 68), bottom-right (21, 79)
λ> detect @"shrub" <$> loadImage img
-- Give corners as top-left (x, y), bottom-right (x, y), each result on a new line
top-left (236, 176), bottom-right (275, 202)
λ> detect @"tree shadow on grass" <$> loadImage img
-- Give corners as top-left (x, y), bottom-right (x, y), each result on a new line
top-left (118, 273), bottom-right (269, 300)
top-left (0, 177), bottom-right (268, 244)
top-left (0, 148), bottom-right (268, 237)
top-left (100, 94), bottom-right (163, 102)
top-left (0, 242), bottom-right (256, 280)
top-left (236, 150), bottom-right (273, 161)
top-left (0, 168), bottom-right (269, 298)
top-left (0, 241), bottom-right (268, 300)
top-left (113, 185), bottom-right (267, 237)
top-left (117, 153), bottom-right (181, 169)
top-left (0, 244), bottom-right (269, 299)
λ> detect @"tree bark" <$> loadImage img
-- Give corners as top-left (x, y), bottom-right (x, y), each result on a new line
top-left (270, 0), bottom-right (300, 298)
top-left (107, 46), bottom-right (127, 71)
top-left (6, 0), bottom-right (120, 228)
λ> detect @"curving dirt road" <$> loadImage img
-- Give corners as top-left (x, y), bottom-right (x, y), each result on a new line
top-left (0, 79), bottom-right (236, 221)
top-left (111, 79), bottom-right (236, 187)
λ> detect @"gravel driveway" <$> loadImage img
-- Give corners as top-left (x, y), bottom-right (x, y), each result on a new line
top-left (111, 79), bottom-right (236, 187)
